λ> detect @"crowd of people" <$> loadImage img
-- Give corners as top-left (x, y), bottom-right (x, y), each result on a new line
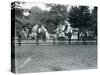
top-left (16, 22), bottom-right (96, 46)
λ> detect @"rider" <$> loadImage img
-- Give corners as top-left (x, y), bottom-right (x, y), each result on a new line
top-left (36, 23), bottom-right (47, 45)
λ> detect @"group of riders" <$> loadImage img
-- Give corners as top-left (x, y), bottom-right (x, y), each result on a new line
top-left (17, 21), bottom-right (95, 46)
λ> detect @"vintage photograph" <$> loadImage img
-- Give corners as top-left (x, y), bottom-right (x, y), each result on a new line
top-left (11, 1), bottom-right (97, 73)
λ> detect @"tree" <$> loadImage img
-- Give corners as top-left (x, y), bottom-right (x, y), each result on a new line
top-left (68, 6), bottom-right (91, 31)
top-left (11, 1), bottom-right (25, 18)
top-left (43, 4), bottom-right (68, 33)
top-left (11, 1), bottom-right (27, 37)
top-left (47, 4), bottom-right (68, 25)
top-left (88, 7), bottom-right (97, 35)
top-left (27, 4), bottom-right (68, 33)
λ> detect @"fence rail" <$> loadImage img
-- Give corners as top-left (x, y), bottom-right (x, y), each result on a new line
top-left (12, 39), bottom-right (97, 45)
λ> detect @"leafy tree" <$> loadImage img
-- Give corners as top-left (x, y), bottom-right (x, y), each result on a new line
top-left (27, 4), bottom-right (68, 33)
top-left (11, 1), bottom-right (26, 37)
top-left (68, 6), bottom-right (91, 31)
top-left (47, 4), bottom-right (68, 25)
top-left (11, 1), bottom-right (25, 18)
top-left (88, 7), bottom-right (97, 35)
top-left (44, 4), bottom-right (68, 33)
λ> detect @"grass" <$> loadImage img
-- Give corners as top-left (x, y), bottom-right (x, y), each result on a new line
top-left (15, 45), bottom-right (97, 73)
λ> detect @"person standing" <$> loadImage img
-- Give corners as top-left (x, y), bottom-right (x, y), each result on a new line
top-left (66, 25), bottom-right (73, 45)
top-left (67, 30), bottom-right (72, 45)
top-left (36, 24), bottom-right (42, 45)
top-left (17, 30), bottom-right (22, 46)
top-left (80, 32), bottom-right (87, 45)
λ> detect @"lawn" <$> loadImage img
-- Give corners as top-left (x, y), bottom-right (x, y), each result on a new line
top-left (15, 45), bottom-right (97, 73)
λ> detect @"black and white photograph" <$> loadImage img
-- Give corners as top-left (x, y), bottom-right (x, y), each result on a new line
top-left (11, 1), bottom-right (97, 73)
